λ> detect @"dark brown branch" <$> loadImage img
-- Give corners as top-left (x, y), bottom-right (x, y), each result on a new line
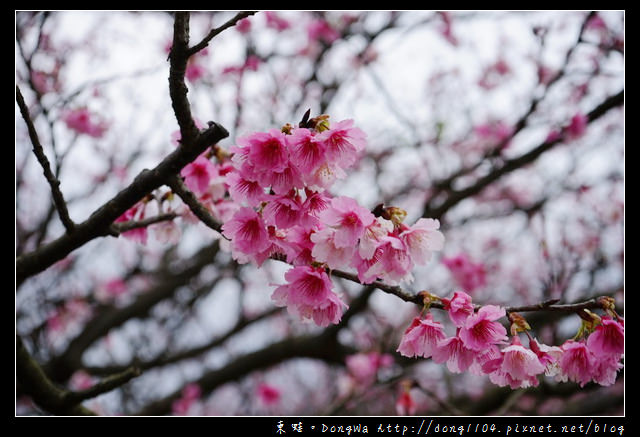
top-left (135, 330), bottom-right (354, 416)
top-left (62, 366), bottom-right (141, 406)
top-left (15, 123), bottom-right (228, 288)
top-left (187, 11), bottom-right (257, 57)
top-left (111, 212), bottom-right (178, 234)
top-left (45, 242), bottom-right (220, 382)
top-left (17, 336), bottom-right (95, 415)
top-left (84, 307), bottom-right (281, 376)
top-left (166, 174), bottom-right (223, 233)
top-left (423, 89), bottom-right (623, 220)
top-left (16, 85), bottom-right (75, 234)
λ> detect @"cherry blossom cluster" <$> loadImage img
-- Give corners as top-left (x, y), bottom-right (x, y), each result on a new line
top-left (221, 116), bottom-right (445, 326)
top-left (398, 291), bottom-right (624, 389)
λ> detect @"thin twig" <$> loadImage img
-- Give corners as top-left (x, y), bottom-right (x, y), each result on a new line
top-left (111, 212), bottom-right (178, 234)
top-left (187, 11), bottom-right (257, 57)
top-left (62, 367), bottom-right (141, 406)
top-left (16, 86), bottom-right (75, 233)
top-left (166, 174), bottom-right (222, 233)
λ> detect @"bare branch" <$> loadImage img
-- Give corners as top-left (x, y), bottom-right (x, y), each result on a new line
top-left (187, 11), bottom-right (257, 57)
top-left (111, 212), bottom-right (178, 234)
top-left (166, 174), bottom-right (222, 233)
top-left (62, 366), bottom-right (141, 405)
top-left (16, 85), bottom-right (75, 233)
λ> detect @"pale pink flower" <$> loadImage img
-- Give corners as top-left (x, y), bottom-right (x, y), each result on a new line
top-left (500, 337), bottom-right (546, 382)
top-left (346, 352), bottom-right (393, 386)
top-left (69, 370), bottom-right (94, 391)
top-left (432, 335), bottom-right (476, 373)
top-left (529, 338), bottom-right (563, 377)
top-left (399, 218), bottom-right (445, 265)
top-left (244, 55), bottom-right (261, 72)
top-left (591, 354), bottom-right (623, 386)
top-left (559, 340), bottom-right (594, 387)
top-left (272, 265), bottom-right (346, 327)
top-left (358, 217), bottom-right (394, 260)
top-left (256, 383), bottom-right (281, 405)
top-left (318, 196), bottom-right (375, 248)
top-left (287, 128), bottom-right (327, 175)
top-left (364, 235), bottom-right (413, 285)
top-left (586, 317), bottom-right (624, 358)
top-left (152, 220), bottom-right (181, 245)
top-left (180, 156), bottom-right (217, 194)
top-left (397, 313), bottom-right (447, 359)
top-left (63, 108), bottom-right (107, 138)
top-left (442, 291), bottom-right (474, 328)
top-left (310, 227), bottom-right (356, 270)
top-left (316, 119), bottom-right (367, 168)
top-left (459, 305), bottom-right (507, 351)
top-left (222, 207), bottom-right (270, 257)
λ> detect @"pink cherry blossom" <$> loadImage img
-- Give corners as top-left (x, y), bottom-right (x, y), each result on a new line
top-left (262, 193), bottom-right (304, 229)
top-left (101, 278), bottom-right (127, 298)
top-left (566, 112), bottom-right (588, 139)
top-left (499, 337), bottom-right (546, 382)
top-left (256, 383), bottom-right (281, 405)
top-left (529, 338), bottom-right (563, 377)
top-left (399, 218), bottom-right (445, 265)
top-left (246, 129), bottom-right (290, 173)
top-left (432, 335), bottom-right (476, 373)
top-left (459, 305), bottom-right (507, 351)
top-left (442, 253), bottom-right (487, 294)
top-left (62, 108), bottom-right (107, 138)
top-left (591, 354), bottom-right (623, 386)
top-left (236, 17), bottom-right (252, 34)
top-left (442, 291), bottom-right (474, 327)
top-left (397, 313), bottom-right (447, 359)
top-left (558, 340), bottom-right (594, 387)
top-left (287, 128), bottom-right (327, 175)
top-left (226, 170), bottom-right (265, 207)
top-left (316, 119), bottom-right (366, 168)
top-left (586, 317), bottom-right (624, 358)
top-left (307, 19), bottom-right (340, 44)
top-left (318, 196), bottom-right (375, 248)
top-left (172, 383), bottom-right (201, 416)
top-left (272, 265), bottom-right (346, 327)
top-left (152, 220), bottom-right (181, 245)
top-left (185, 62), bottom-right (206, 82)
top-left (180, 156), bottom-right (217, 194)
top-left (363, 235), bottom-right (413, 285)
top-left (358, 217), bottom-right (394, 260)
top-left (310, 227), bottom-right (356, 270)
top-left (265, 11), bottom-right (290, 31)
top-left (395, 389), bottom-right (417, 416)
top-left (115, 203), bottom-right (148, 244)
top-left (346, 352), bottom-right (393, 386)
top-left (222, 207), bottom-right (270, 258)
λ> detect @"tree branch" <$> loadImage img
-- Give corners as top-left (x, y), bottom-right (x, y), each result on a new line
top-left (16, 85), bottom-right (75, 234)
top-left (423, 89), bottom-right (623, 220)
top-left (187, 11), bottom-right (257, 57)
top-left (62, 366), bottom-right (141, 406)
top-left (166, 174), bottom-right (223, 233)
